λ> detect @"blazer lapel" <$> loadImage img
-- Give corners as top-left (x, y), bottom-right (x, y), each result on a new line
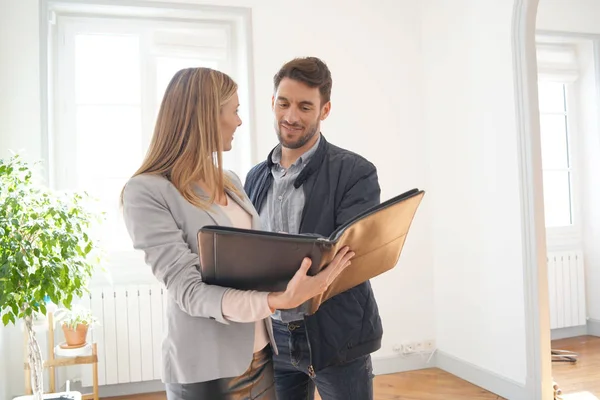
top-left (192, 184), bottom-right (231, 227)
top-left (193, 182), bottom-right (260, 229)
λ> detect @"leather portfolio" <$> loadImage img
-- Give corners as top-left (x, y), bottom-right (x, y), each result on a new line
top-left (197, 188), bottom-right (425, 314)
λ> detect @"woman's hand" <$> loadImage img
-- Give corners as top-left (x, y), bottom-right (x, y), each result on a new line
top-left (268, 246), bottom-right (355, 311)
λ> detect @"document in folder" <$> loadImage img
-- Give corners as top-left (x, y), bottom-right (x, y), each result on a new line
top-left (197, 188), bottom-right (425, 314)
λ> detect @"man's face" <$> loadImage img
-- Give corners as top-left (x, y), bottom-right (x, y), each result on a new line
top-left (272, 78), bottom-right (331, 149)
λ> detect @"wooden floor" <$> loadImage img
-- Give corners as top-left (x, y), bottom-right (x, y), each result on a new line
top-left (105, 335), bottom-right (599, 400)
top-left (105, 367), bottom-right (503, 400)
top-left (552, 335), bottom-right (600, 399)
top-left (329, 367), bottom-right (505, 400)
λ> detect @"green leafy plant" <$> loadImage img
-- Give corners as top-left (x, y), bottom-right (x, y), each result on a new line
top-left (0, 153), bottom-right (102, 399)
top-left (54, 305), bottom-right (99, 330)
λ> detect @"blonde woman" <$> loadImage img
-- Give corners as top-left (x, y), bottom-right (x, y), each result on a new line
top-left (120, 68), bottom-right (354, 400)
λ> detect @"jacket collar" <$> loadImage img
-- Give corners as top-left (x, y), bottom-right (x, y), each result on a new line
top-left (266, 134), bottom-right (329, 189)
top-left (270, 134), bottom-right (321, 168)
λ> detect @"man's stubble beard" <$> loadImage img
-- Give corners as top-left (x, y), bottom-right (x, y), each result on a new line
top-left (275, 115), bottom-right (320, 150)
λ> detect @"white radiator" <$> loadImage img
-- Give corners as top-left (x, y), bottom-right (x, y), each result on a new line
top-left (547, 251), bottom-right (587, 330)
top-left (79, 284), bottom-right (167, 386)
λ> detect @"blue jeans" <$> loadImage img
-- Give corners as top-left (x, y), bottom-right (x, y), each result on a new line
top-left (271, 319), bottom-right (374, 400)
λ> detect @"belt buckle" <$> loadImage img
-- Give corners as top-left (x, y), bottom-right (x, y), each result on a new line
top-left (288, 322), bottom-right (299, 331)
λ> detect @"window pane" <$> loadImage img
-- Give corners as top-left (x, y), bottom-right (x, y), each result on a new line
top-left (75, 34), bottom-right (141, 104)
top-left (539, 114), bottom-right (569, 169)
top-left (538, 81), bottom-right (566, 113)
top-left (84, 177), bottom-right (133, 252)
top-left (155, 57), bottom-right (219, 104)
top-left (75, 105), bottom-right (143, 180)
top-left (542, 171), bottom-right (572, 227)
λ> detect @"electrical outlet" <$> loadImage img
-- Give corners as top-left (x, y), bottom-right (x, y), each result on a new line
top-left (401, 341), bottom-right (415, 354)
top-left (414, 341), bottom-right (424, 352)
top-left (392, 344), bottom-right (403, 353)
top-left (424, 339), bottom-right (436, 351)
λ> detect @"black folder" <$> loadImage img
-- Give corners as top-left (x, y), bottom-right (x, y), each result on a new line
top-left (197, 188), bottom-right (425, 313)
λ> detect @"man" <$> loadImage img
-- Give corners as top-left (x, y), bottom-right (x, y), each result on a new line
top-left (244, 57), bottom-right (383, 400)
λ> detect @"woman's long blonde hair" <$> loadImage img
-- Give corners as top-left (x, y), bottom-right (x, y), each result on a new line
top-left (125, 67), bottom-right (241, 208)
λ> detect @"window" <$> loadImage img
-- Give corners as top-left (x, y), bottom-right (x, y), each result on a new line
top-left (535, 40), bottom-right (584, 245)
top-left (46, 2), bottom-right (253, 282)
top-left (537, 80), bottom-right (575, 228)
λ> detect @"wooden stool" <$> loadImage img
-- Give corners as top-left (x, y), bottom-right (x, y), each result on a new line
top-left (23, 312), bottom-right (99, 400)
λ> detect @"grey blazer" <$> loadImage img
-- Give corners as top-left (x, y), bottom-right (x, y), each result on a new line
top-left (121, 172), bottom-right (276, 384)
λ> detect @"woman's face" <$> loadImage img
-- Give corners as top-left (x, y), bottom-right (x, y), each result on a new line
top-left (219, 92), bottom-right (242, 152)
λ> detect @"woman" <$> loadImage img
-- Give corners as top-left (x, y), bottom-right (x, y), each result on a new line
top-left (120, 67), bottom-right (354, 400)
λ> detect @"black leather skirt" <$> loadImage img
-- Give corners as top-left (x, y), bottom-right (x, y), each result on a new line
top-left (165, 345), bottom-right (276, 400)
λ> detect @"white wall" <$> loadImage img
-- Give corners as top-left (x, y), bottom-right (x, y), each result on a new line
top-left (0, 1), bottom-right (42, 399)
top-left (537, 0), bottom-right (600, 34)
top-left (0, 0), bottom-right (42, 162)
top-left (1, 0), bottom-right (435, 398)
top-left (0, 329), bottom-right (7, 400)
top-left (537, 0), bottom-right (600, 324)
top-left (421, 0), bottom-right (527, 385)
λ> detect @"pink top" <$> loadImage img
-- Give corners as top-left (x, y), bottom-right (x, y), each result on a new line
top-left (218, 194), bottom-right (271, 352)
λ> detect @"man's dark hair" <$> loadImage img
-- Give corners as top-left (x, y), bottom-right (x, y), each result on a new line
top-left (273, 57), bottom-right (332, 104)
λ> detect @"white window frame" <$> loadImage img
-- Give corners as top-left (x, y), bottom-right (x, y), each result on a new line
top-left (536, 59), bottom-right (583, 249)
top-left (540, 75), bottom-right (581, 246)
top-left (41, 0), bottom-right (255, 284)
top-left (53, 16), bottom-right (236, 186)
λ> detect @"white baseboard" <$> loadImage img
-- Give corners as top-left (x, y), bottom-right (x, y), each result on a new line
top-left (372, 352), bottom-right (436, 376)
top-left (588, 318), bottom-right (600, 336)
top-left (551, 325), bottom-right (588, 340)
top-left (435, 351), bottom-right (527, 400)
top-left (550, 320), bottom-right (600, 340)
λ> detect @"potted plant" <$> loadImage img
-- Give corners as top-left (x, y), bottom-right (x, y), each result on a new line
top-left (0, 153), bottom-right (102, 400)
top-left (54, 306), bottom-right (99, 348)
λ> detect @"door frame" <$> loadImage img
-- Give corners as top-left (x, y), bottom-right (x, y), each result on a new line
top-left (512, 0), bottom-right (553, 399)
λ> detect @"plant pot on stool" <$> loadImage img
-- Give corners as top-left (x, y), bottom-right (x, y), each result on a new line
top-left (54, 306), bottom-right (99, 349)
top-left (62, 323), bottom-right (89, 348)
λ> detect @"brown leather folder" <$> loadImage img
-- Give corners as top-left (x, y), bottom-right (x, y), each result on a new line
top-left (198, 188), bottom-right (425, 314)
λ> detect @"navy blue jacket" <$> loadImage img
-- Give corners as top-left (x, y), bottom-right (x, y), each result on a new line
top-left (244, 134), bottom-right (384, 372)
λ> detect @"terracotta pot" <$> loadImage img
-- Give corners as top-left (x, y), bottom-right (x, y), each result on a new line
top-left (62, 323), bottom-right (89, 347)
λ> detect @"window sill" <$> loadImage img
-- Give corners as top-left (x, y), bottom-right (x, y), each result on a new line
top-left (545, 228), bottom-right (582, 252)
top-left (89, 250), bottom-right (157, 288)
